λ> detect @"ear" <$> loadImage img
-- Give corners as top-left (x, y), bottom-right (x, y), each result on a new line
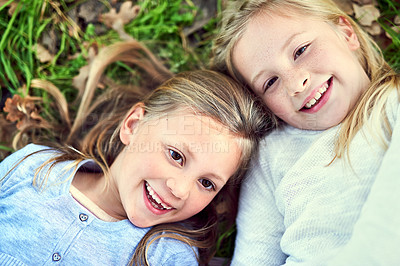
top-left (120, 102), bottom-right (145, 145)
top-left (337, 16), bottom-right (360, 51)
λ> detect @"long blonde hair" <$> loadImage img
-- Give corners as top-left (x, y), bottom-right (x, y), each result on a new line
top-left (211, 0), bottom-right (400, 159)
top-left (22, 40), bottom-right (270, 265)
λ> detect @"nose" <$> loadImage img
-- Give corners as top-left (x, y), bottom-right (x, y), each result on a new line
top-left (166, 177), bottom-right (191, 200)
top-left (284, 69), bottom-right (310, 96)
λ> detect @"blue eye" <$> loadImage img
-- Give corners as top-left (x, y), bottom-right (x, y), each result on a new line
top-left (263, 76), bottom-right (278, 93)
top-left (294, 44), bottom-right (309, 60)
top-left (199, 178), bottom-right (215, 191)
top-left (169, 149), bottom-right (184, 166)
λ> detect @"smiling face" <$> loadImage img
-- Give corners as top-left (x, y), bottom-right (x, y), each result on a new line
top-left (232, 12), bottom-right (370, 130)
top-left (107, 105), bottom-right (241, 228)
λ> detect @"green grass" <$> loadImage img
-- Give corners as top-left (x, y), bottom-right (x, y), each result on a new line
top-left (0, 0), bottom-right (218, 154)
top-left (0, 0), bottom-right (216, 88)
top-left (378, 0), bottom-right (400, 71)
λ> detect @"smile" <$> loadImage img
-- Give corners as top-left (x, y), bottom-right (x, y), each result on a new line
top-left (304, 84), bottom-right (328, 108)
top-left (145, 181), bottom-right (173, 211)
top-left (301, 77), bottom-right (332, 112)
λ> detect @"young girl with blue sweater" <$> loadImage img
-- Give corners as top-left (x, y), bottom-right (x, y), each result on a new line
top-left (0, 41), bottom-right (268, 265)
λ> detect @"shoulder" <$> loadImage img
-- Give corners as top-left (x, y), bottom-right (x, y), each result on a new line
top-left (0, 144), bottom-right (61, 191)
top-left (249, 124), bottom-right (325, 186)
top-left (1, 144), bottom-right (57, 165)
top-left (0, 144), bottom-right (54, 175)
top-left (146, 236), bottom-right (198, 265)
top-left (259, 124), bottom-right (324, 157)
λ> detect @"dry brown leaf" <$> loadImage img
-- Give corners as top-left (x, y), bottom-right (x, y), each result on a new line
top-left (3, 94), bottom-right (45, 130)
top-left (112, 19), bottom-right (134, 41)
top-left (395, 15), bottom-right (400, 25)
top-left (34, 44), bottom-right (54, 63)
top-left (365, 21), bottom-right (382, 36)
top-left (353, 4), bottom-right (380, 27)
top-left (0, 0), bottom-right (19, 16)
top-left (72, 66), bottom-right (90, 94)
top-left (100, 1), bottom-right (140, 27)
top-left (78, 0), bottom-right (105, 23)
top-left (3, 95), bottom-right (29, 123)
top-left (99, 1), bottom-right (139, 40)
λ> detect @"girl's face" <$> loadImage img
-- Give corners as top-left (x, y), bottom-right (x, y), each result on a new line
top-left (109, 105), bottom-right (241, 228)
top-left (232, 12), bottom-right (370, 130)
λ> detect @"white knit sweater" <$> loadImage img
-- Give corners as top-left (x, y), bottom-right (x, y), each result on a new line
top-left (232, 90), bottom-right (400, 265)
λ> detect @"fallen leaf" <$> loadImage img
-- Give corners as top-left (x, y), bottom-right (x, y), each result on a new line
top-left (395, 15), bottom-right (400, 25)
top-left (34, 43), bottom-right (54, 63)
top-left (40, 27), bottom-right (58, 55)
top-left (365, 21), bottom-right (382, 36)
top-left (100, 1), bottom-right (140, 28)
top-left (3, 94), bottom-right (44, 130)
top-left (353, 4), bottom-right (380, 27)
top-left (99, 1), bottom-right (139, 40)
top-left (78, 0), bottom-right (106, 23)
top-left (3, 95), bottom-right (27, 123)
top-left (112, 19), bottom-right (134, 41)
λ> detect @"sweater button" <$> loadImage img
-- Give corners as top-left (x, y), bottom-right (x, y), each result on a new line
top-left (79, 213), bottom-right (88, 222)
top-left (52, 253), bottom-right (61, 261)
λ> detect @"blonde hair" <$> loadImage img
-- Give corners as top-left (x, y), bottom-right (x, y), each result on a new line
top-left (21, 40), bottom-right (270, 265)
top-left (211, 0), bottom-right (400, 159)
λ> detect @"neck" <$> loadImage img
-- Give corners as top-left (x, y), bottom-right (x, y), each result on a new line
top-left (71, 171), bottom-right (126, 220)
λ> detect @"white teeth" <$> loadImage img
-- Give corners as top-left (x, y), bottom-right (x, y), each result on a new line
top-left (319, 86), bottom-right (327, 93)
top-left (145, 182), bottom-right (173, 210)
top-left (304, 82), bottom-right (329, 109)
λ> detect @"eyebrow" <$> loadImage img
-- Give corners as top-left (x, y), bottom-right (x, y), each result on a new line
top-left (250, 31), bottom-right (307, 89)
top-left (208, 173), bottom-right (226, 184)
top-left (250, 71), bottom-right (266, 91)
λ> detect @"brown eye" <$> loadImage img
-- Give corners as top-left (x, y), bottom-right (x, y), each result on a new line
top-left (169, 149), bottom-right (183, 166)
top-left (294, 44), bottom-right (309, 60)
top-left (263, 77), bottom-right (278, 93)
top-left (199, 178), bottom-right (215, 191)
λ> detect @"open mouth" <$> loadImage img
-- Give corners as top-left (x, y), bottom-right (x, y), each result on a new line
top-left (301, 77), bottom-right (332, 110)
top-left (144, 181), bottom-right (173, 211)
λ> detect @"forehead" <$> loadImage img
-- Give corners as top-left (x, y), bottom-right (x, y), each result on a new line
top-left (234, 12), bottom-right (308, 56)
top-left (142, 111), bottom-right (231, 136)
top-left (232, 12), bottom-right (328, 83)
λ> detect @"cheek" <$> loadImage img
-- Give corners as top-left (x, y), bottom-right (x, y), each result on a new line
top-left (264, 93), bottom-right (290, 118)
top-left (183, 194), bottom-right (215, 217)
